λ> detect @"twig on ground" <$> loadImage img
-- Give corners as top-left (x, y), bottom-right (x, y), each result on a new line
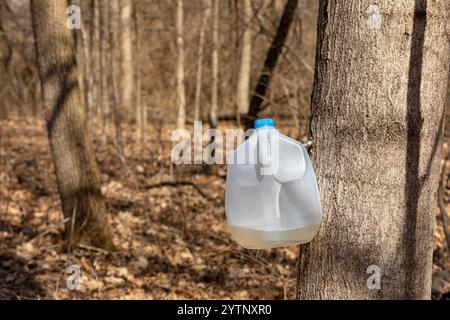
top-left (77, 243), bottom-right (110, 255)
top-left (144, 180), bottom-right (216, 201)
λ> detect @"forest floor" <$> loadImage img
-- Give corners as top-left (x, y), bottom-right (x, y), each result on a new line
top-left (0, 117), bottom-right (449, 300)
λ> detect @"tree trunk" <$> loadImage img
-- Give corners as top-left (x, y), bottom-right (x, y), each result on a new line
top-left (209, 0), bottom-right (219, 130)
top-left (297, 0), bottom-right (450, 299)
top-left (31, 0), bottom-right (114, 250)
top-left (133, 0), bottom-right (144, 142)
top-left (244, 0), bottom-right (298, 131)
top-left (80, 16), bottom-right (91, 127)
top-left (99, 0), bottom-right (110, 144)
top-left (194, 0), bottom-right (210, 122)
top-left (176, 0), bottom-right (186, 129)
top-left (109, 0), bottom-right (125, 162)
top-left (89, 0), bottom-right (100, 123)
top-left (236, 0), bottom-right (252, 116)
top-left (120, 0), bottom-right (135, 113)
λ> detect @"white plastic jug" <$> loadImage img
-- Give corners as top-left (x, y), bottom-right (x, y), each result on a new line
top-left (225, 118), bottom-right (322, 249)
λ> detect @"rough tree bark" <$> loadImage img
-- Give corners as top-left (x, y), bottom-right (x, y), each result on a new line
top-left (236, 0), bottom-right (253, 117)
top-left (176, 0), bottom-right (186, 129)
top-left (297, 0), bottom-right (450, 299)
top-left (31, 0), bottom-right (114, 250)
top-left (244, 0), bottom-right (298, 131)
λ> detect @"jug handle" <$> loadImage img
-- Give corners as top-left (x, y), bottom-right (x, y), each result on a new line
top-left (258, 130), bottom-right (272, 167)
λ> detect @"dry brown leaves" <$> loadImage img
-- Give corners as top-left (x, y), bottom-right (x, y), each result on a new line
top-left (0, 118), bottom-right (300, 300)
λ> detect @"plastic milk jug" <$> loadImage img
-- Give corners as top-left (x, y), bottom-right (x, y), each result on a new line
top-left (225, 118), bottom-right (322, 249)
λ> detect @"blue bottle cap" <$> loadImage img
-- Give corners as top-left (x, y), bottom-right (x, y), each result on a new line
top-left (254, 118), bottom-right (275, 129)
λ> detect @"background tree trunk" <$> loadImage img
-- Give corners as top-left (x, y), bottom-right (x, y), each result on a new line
top-left (89, 0), bottom-right (100, 125)
top-left (244, 0), bottom-right (298, 130)
top-left (120, 0), bottom-right (135, 114)
top-left (176, 0), bottom-right (186, 129)
top-left (236, 0), bottom-right (252, 117)
top-left (31, 0), bottom-right (114, 250)
top-left (79, 16), bottom-right (91, 126)
top-left (109, 0), bottom-right (125, 162)
top-left (209, 0), bottom-right (219, 131)
top-left (194, 0), bottom-right (210, 122)
top-left (99, 0), bottom-right (110, 144)
top-left (133, 0), bottom-right (144, 142)
top-left (297, 0), bottom-right (450, 299)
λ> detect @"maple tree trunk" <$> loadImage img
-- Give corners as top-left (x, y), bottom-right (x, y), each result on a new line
top-left (31, 0), bottom-right (114, 250)
top-left (297, 0), bottom-right (450, 299)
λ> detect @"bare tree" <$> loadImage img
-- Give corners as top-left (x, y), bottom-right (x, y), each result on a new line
top-left (120, 0), bottom-right (135, 113)
top-left (99, 0), bottom-right (110, 143)
top-left (209, 0), bottom-right (219, 131)
top-left (79, 8), bottom-right (91, 125)
top-left (297, 0), bottom-right (450, 299)
top-left (236, 0), bottom-right (253, 117)
top-left (31, 0), bottom-right (114, 249)
top-left (109, 0), bottom-right (125, 162)
top-left (133, 0), bottom-right (144, 141)
top-left (194, 0), bottom-right (211, 122)
top-left (89, 0), bottom-right (100, 123)
top-left (244, 0), bottom-right (298, 130)
top-left (176, 0), bottom-right (186, 129)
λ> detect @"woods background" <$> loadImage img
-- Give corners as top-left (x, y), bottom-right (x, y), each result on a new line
top-left (0, 0), bottom-right (449, 299)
